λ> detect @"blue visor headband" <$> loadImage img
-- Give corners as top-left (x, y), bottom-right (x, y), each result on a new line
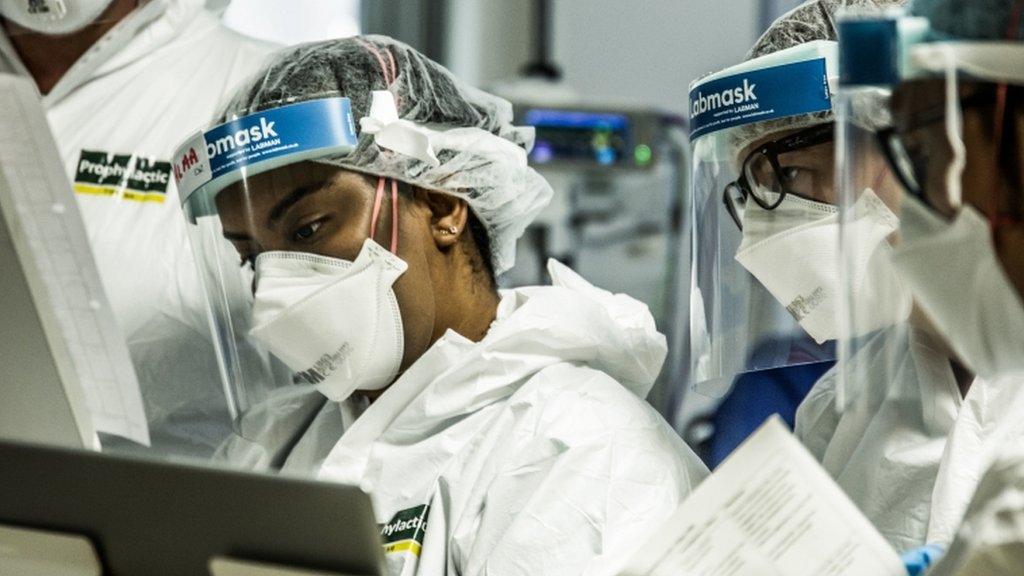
top-left (689, 58), bottom-right (833, 141)
top-left (172, 98), bottom-right (359, 220)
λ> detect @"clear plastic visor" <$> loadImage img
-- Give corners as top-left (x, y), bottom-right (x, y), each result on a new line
top-left (836, 45), bottom-right (1024, 406)
top-left (834, 85), bottom-right (919, 410)
top-left (689, 123), bottom-right (839, 399)
top-left (174, 98), bottom-right (378, 469)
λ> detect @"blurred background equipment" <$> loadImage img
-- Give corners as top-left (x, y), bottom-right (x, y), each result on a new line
top-left (475, 0), bottom-right (693, 418)
top-left (504, 100), bottom-right (691, 419)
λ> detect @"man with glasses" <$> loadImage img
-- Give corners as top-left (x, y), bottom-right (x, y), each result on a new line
top-left (687, 0), bottom-right (973, 556)
top-left (723, 123), bottom-right (837, 229)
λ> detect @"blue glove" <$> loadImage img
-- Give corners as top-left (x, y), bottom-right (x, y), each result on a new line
top-left (900, 544), bottom-right (945, 575)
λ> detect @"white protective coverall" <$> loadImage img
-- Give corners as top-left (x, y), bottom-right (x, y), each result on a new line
top-left (274, 261), bottom-right (709, 576)
top-left (0, 0), bottom-right (275, 455)
top-left (928, 429), bottom-right (1024, 576)
top-left (925, 373), bottom-right (1024, 547)
top-left (796, 326), bottom-right (962, 552)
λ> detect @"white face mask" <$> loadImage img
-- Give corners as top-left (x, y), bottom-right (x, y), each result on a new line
top-left (735, 188), bottom-right (912, 344)
top-left (0, 0), bottom-right (115, 35)
top-left (891, 201), bottom-right (1024, 379)
top-left (249, 239), bottom-right (407, 402)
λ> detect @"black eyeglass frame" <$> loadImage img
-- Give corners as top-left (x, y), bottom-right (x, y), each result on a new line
top-left (875, 91), bottom-right (994, 208)
top-left (723, 123), bottom-right (836, 230)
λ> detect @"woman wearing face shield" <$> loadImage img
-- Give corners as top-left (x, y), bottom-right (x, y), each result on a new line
top-left (173, 36), bottom-right (708, 576)
top-left (688, 0), bottom-right (979, 555)
top-left (837, 0), bottom-right (1024, 572)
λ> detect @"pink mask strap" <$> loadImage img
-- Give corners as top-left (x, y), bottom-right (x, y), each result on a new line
top-left (390, 178), bottom-right (399, 253)
top-left (358, 38), bottom-right (401, 111)
top-left (385, 48), bottom-right (401, 109)
top-left (369, 176), bottom-right (386, 243)
top-left (357, 38), bottom-right (395, 85)
top-left (358, 39), bottom-right (389, 82)
top-left (385, 47), bottom-right (398, 83)
top-left (369, 176), bottom-right (400, 254)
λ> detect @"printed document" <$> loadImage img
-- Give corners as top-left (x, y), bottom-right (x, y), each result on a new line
top-left (620, 417), bottom-right (903, 576)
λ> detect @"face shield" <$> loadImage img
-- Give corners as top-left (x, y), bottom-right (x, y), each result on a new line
top-left (836, 10), bottom-right (1024, 404)
top-left (174, 96), bottom-right (368, 463)
top-left (173, 37), bottom-right (553, 469)
top-left (0, 0), bottom-right (153, 36)
top-left (688, 41), bottom-right (841, 398)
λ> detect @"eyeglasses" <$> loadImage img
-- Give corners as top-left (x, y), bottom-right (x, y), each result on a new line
top-left (723, 123), bottom-right (835, 230)
top-left (876, 92), bottom-right (993, 210)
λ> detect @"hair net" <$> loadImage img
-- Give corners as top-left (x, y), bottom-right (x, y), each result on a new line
top-left (216, 35), bottom-right (553, 276)
top-left (912, 0), bottom-right (1024, 41)
top-left (730, 0), bottom-right (907, 152)
top-left (748, 0), bottom-right (904, 60)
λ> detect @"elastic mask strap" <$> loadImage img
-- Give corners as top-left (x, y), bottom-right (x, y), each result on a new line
top-left (369, 176), bottom-right (400, 254)
top-left (385, 49), bottom-right (400, 109)
top-left (995, 85), bottom-right (1009, 152)
top-left (871, 165), bottom-right (889, 193)
top-left (941, 46), bottom-right (967, 211)
top-left (358, 39), bottom-right (393, 84)
top-left (390, 178), bottom-right (399, 254)
top-left (357, 38), bottom-right (401, 109)
top-left (359, 38), bottom-right (402, 255)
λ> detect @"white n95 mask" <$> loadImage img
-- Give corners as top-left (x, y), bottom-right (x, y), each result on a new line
top-left (0, 0), bottom-right (114, 35)
top-left (249, 239), bottom-right (407, 402)
top-left (891, 202), bottom-right (1024, 380)
top-left (736, 188), bottom-right (912, 344)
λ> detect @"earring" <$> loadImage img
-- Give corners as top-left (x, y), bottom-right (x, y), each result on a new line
top-left (440, 226), bottom-right (458, 236)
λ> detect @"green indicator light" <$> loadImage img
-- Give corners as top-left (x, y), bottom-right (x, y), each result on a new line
top-left (634, 144), bottom-right (652, 166)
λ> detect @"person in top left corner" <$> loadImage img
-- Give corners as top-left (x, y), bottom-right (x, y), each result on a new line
top-left (0, 0), bottom-right (277, 458)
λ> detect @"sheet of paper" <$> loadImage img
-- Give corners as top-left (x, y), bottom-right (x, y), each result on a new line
top-left (0, 524), bottom-right (102, 576)
top-left (620, 416), bottom-right (904, 576)
top-left (0, 74), bottom-right (149, 446)
top-left (209, 557), bottom-right (368, 576)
